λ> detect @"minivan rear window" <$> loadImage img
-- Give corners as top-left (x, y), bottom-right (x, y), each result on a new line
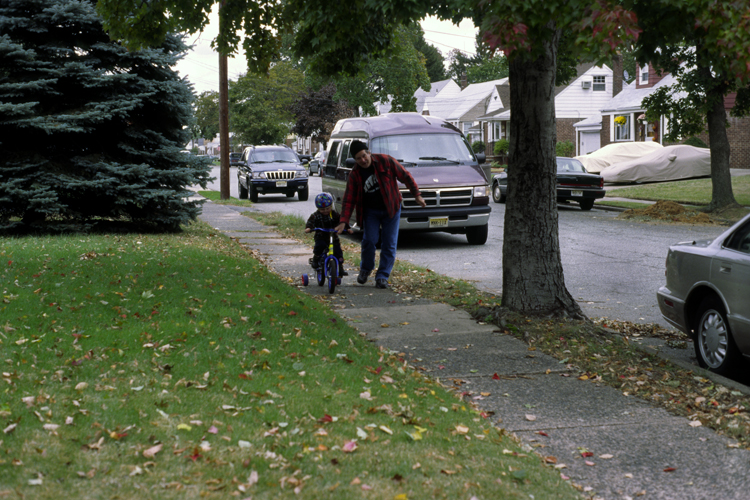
top-left (370, 133), bottom-right (475, 165)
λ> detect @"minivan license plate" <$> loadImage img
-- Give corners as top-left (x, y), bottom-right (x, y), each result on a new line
top-left (571, 190), bottom-right (583, 197)
top-left (276, 181), bottom-right (287, 187)
top-left (429, 217), bottom-right (449, 228)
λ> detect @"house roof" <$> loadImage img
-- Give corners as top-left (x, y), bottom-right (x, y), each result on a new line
top-left (600, 73), bottom-right (678, 114)
top-left (375, 78), bottom-right (459, 115)
top-left (424, 78), bottom-right (508, 121)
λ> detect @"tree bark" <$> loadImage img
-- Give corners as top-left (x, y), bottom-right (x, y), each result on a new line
top-left (705, 82), bottom-right (737, 211)
top-left (502, 27), bottom-right (584, 319)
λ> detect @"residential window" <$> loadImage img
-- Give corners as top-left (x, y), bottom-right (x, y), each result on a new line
top-left (614, 114), bottom-right (630, 141)
top-left (593, 75), bottom-right (606, 91)
top-left (639, 65), bottom-right (649, 84)
top-left (493, 122), bottom-right (501, 140)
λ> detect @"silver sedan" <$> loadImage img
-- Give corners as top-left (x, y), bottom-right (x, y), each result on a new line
top-left (657, 213), bottom-right (750, 374)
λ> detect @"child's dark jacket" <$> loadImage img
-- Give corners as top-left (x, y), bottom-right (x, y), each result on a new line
top-left (305, 210), bottom-right (343, 242)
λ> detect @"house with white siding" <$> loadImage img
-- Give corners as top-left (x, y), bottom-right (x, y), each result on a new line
top-left (479, 64), bottom-right (614, 156)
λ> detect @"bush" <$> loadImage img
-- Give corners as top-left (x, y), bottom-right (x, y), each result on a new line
top-left (555, 140), bottom-right (575, 157)
top-left (471, 141), bottom-right (486, 154)
top-left (494, 139), bottom-right (509, 156)
top-left (682, 136), bottom-right (709, 148)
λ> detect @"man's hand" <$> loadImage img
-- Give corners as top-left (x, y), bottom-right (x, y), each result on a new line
top-left (335, 222), bottom-right (346, 234)
top-left (304, 228), bottom-right (311, 233)
top-left (415, 195), bottom-right (427, 208)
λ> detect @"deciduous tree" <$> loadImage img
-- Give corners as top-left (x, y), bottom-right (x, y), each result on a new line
top-left (635, 0), bottom-right (750, 212)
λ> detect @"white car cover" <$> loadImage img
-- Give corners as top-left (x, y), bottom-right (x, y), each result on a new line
top-left (574, 141), bottom-right (663, 173)
top-left (601, 145), bottom-right (711, 183)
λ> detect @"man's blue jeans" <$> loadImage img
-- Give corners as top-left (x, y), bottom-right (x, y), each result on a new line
top-left (361, 207), bottom-right (400, 281)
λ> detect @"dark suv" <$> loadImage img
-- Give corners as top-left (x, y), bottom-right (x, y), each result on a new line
top-left (237, 145), bottom-right (309, 202)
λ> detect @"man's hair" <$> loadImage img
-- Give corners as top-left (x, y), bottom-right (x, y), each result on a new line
top-left (349, 140), bottom-right (368, 158)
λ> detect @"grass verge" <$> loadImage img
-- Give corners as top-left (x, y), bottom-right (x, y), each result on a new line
top-left (198, 190), bottom-right (254, 207)
top-left (241, 208), bottom-right (750, 451)
top-left (0, 223), bottom-right (578, 499)
top-left (606, 175), bottom-right (750, 207)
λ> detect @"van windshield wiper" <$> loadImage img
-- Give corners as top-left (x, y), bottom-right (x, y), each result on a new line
top-left (418, 156), bottom-right (460, 164)
top-left (396, 159), bottom-right (417, 166)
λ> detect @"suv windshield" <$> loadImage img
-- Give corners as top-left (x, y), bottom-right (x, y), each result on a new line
top-left (250, 149), bottom-right (298, 163)
top-left (370, 133), bottom-right (475, 165)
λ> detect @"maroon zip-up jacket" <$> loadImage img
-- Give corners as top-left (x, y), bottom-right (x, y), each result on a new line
top-left (338, 154), bottom-right (421, 228)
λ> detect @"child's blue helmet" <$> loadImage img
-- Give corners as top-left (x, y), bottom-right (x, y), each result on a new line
top-left (315, 192), bottom-right (334, 209)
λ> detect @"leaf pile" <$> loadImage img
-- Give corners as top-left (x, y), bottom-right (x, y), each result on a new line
top-left (617, 200), bottom-right (720, 225)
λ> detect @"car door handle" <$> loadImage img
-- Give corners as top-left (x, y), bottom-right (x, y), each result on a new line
top-left (720, 265), bottom-right (731, 274)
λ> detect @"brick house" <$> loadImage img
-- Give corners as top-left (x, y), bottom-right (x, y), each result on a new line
top-left (578, 63), bottom-right (750, 169)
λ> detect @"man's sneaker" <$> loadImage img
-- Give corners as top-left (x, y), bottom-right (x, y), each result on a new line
top-left (375, 278), bottom-right (388, 289)
top-left (356, 269), bottom-right (370, 284)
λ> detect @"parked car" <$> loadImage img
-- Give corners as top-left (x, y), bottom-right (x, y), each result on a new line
top-left (321, 112), bottom-right (491, 245)
top-left (657, 213), bottom-right (750, 375)
top-left (574, 141), bottom-right (663, 174)
top-left (229, 152), bottom-right (243, 167)
top-left (601, 145), bottom-right (710, 184)
top-left (298, 153), bottom-right (312, 165)
top-left (236, 145), bottom-right (309, 202)
top-left (491, 157), bottom-right (605, 210)
top-left (308, 151), bottom-right (327, 176)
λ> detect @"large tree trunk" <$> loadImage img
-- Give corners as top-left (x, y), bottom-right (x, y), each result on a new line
top-left (502, 28), bottom-right (584, 319)
top-left (705, 83), bottom-right (737, 211)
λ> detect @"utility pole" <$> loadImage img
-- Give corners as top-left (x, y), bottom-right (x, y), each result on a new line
top-left (218, 4), bottom-right (230, 200)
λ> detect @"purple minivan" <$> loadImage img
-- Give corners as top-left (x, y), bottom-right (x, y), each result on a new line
top-left (321, 113), bottom-right (491, 245)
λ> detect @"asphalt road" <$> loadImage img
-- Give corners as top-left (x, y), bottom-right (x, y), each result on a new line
top-left (202, 166), bottom-right (726, 328)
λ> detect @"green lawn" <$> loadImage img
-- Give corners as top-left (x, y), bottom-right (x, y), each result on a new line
top-left (604, 175), bottom-right (750, 206)
top-left (0, 223), bottom-right (579, 500)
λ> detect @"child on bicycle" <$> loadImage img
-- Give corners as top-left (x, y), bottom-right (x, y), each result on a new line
top-left (305, 192), bottom-right (351, 275)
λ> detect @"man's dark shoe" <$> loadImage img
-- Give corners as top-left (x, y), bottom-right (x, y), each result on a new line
top-left (375, 278), bottom-right (388, 289)
top-left (356, 269), bottom-right (369, 284)
top-left (341, 269), bottom-right (349, 276)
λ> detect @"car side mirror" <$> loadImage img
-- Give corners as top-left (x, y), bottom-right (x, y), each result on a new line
top-left (476, 152), bottom-right (486, 164)
top-left (345, 158), bottom-right (356, 168)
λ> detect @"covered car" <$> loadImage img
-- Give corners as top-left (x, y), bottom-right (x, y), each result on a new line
top-left (601, 145), bottom-right (710, 183)
top-left (574, 141), bottom-right (663, 173)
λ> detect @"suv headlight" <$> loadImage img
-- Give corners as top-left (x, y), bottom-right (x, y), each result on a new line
top-left (473, 185), bottom-right (487, 197)
top-left (296, 170), bottom-right (308, 179)
top-left (257, 172), bottom-right (267, 179)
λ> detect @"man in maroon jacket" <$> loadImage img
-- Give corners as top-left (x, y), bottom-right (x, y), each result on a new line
top-left (335, 140), bottom-right (426, 289)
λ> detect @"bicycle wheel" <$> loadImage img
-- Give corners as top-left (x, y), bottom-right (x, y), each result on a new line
top-left (326, 257), bottom-right (338, 294)
top-left (316, 257), bottom-right (325, 286)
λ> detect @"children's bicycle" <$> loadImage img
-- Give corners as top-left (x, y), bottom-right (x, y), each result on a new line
top-left (301, 228), bottom-right (343, 294)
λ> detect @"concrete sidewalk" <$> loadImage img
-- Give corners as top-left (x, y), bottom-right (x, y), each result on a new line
top-left (199, 200), bottom-right (750, 500)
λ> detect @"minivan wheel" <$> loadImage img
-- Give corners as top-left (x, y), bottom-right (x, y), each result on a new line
top-left (492, 183), bottom-right (506, 203)
top-left (694, 296), bottom-right (739, 375)
top-left (466, 224), bottom-right (488, 245)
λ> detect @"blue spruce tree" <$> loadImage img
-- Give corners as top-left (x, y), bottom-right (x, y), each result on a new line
top-left (0, 0), bottom-right (211, 231)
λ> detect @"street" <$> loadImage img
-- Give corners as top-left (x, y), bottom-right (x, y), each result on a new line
top-left (203, 166), bottom-right (726, 327)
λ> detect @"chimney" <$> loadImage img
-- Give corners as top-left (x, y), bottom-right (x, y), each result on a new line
top-left (612, 54), bottom-right (623, 97)
top-left (461, 72), bottom-right (468, 90)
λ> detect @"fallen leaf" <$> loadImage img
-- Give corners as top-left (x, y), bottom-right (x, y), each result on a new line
top-left (3, 424), bottom-right (17, 434)
top-left (342, 440), bottom-right (358, 453)
top-left (143, 443), bottom-right (163, 458)
top-left (492, 373), bottom-right (500, 380)
top-left (177, 423), bottom-right (192, 431)
top-left (525, 414), bottom-right (536, 422)
top-left (600, 454), bottom-right (614, 459)
top-left (75, 382), bottom-right (88, 391)
top-left (379, 425), bottom-right (393, 435)
top-left (689, 420), bottom-right (702, 428)
top-left (208, 426), bottom-right (218, 434)
top-left (663, 467), bottom-right (677, 472)
top-left (455, 425), bottom-right (469, 434)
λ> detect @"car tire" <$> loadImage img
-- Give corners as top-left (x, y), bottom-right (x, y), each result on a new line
top-left (694, 296), bottom-right (740, 375)
top-left (492, 182), bottom-right (506, 203)
top-left (298, 185), bottom-right (309, 201)
top-left (238, 180), bottom-right (248, 200)
top-left (466, 224), bottom-right (488, 245)
top-left (579, 198), bottom-right (595, 211)
top-left (249, 183), bottom-right (259, 203)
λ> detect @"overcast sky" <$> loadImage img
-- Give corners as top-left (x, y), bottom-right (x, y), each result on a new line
top-left (174, 13), bottom-right (479, 96)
